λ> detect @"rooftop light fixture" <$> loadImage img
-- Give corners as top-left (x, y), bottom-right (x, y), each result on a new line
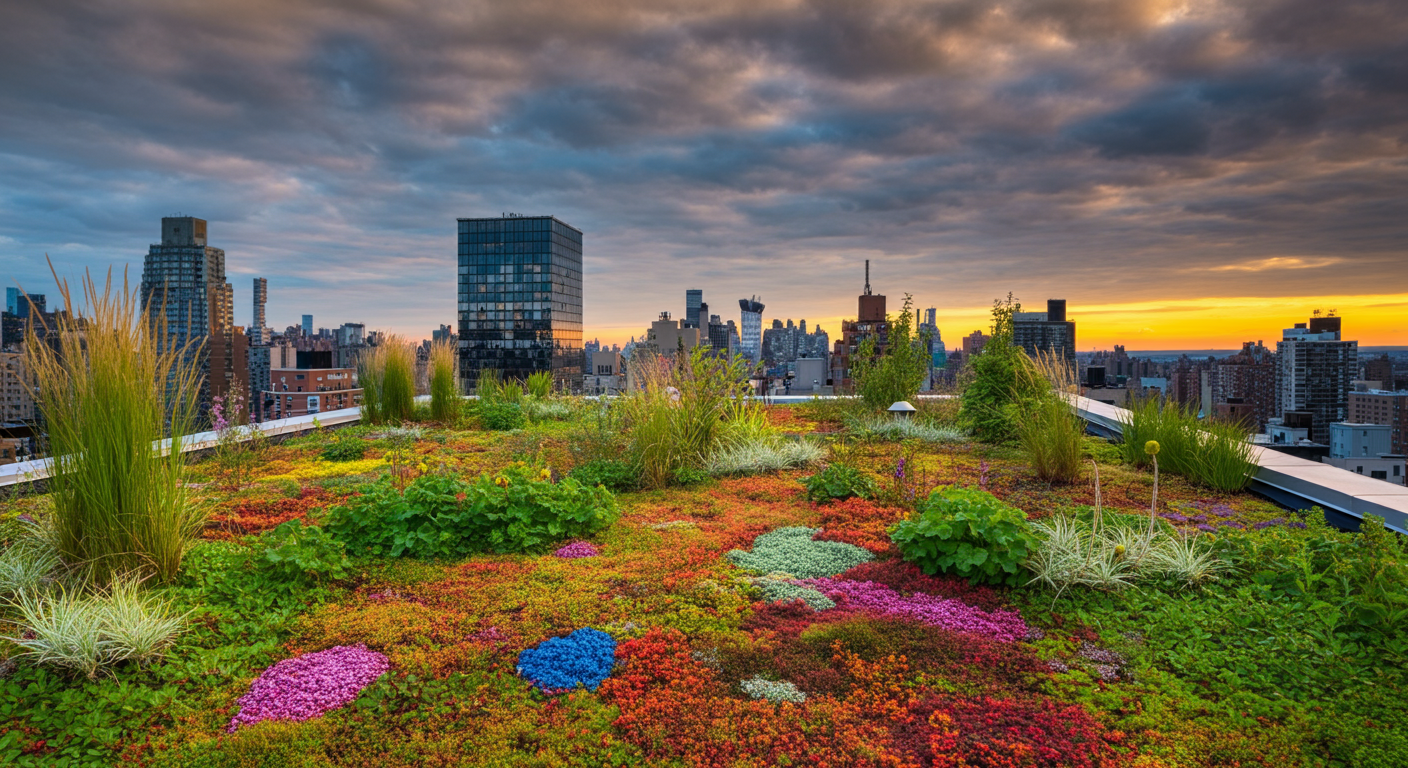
top-left (888, 401), bottom-right (916, 420)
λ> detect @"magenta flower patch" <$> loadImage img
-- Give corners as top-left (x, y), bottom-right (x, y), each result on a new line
top-left (555, 541), bottom-right (599, 559)
top-left (228, 645), bottom-right (389, 731)
top-left (796, 578), bottom-right (1028, 642)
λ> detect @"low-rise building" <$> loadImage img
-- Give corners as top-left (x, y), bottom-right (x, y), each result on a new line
top-left (1321, 421), bottom-right (1405, 485)
top-left (260, 350), bottom-right (362, 419)
top-left (1348, 389), bottom-right (1408, 456)
top-left (584, 351), bottom-right (625, 395)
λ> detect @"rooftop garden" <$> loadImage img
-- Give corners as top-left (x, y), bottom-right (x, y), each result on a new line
top-left (1, 288), bottom-right (1405, 767)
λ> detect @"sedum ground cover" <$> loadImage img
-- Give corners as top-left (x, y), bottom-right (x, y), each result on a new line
top-left (0, 405), bottom-right (1404, 767)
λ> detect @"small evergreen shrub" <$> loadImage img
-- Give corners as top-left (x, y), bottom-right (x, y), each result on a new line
top-left (726, 527), bottom-right (874, 579)
top-left (889, 487), bottom-right (1036, 586)
top-left (479, 401), bottom-right (526, 431)
top-left (958, 294), bottom-right (1046, 443)
top-left (570, 459), bottom-right (639, 492)
top-left (323, 466), bottom-right (618, 557)
top-left (801, 464), bottom-right (879, 502)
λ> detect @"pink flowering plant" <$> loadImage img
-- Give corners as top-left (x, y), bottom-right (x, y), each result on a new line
top-left (794, 577), bottom-right (1028, 642)
top-left (228, 645), bottom-right (390, 731)
top-left (555, 541), bottom-right (600, 559)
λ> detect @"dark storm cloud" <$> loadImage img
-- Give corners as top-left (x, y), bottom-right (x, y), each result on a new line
top-left (0, 0), bottom-right (1405, 336)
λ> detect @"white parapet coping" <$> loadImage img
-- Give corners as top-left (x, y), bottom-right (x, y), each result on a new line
top-left (1069, 393), bottom-right (1408, 534)
top-left (6, 392), bottom-right (1404, 535)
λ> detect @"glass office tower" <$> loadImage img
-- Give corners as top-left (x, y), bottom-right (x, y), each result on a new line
top-left (458, 215), bottom-right (583, 392)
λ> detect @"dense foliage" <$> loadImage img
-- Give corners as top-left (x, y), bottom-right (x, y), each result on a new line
top-left (801, 463), bottom-right (879, 502)
top-left (568, 458), bottom-right (639, 492)
top-left (890, 486), bottom-right (1037, 586)
top-left (850, 293), bottom-right (931, 410)
top-left (959, 294), bottom-right (1047, 443)
top-left (322, 465), bottom-right (618, 557)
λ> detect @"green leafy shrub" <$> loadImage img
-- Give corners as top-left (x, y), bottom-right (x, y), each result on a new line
top-left (261, 520), bottom-right (350, 584)
top-left (889, 486), bottom-right (1036, 586)
top-left (850, 294), bottom-right (931, 410)
top-left (726, 526), bottom-right (873, 579)
top-left (323, 465), bottom-right (618, 557)
top-left (320, 434), bottom-right (366, 462)
top-left (479, 401), bottom-right (526, 431)
top-left (570, 459), bottom-right (639, 492)
top-left (958, 294), bottom-right (1046, 443)
top-left (671, 466), bottom-right (711, 486)
top-left (801, 463), bottom-right (878, 502)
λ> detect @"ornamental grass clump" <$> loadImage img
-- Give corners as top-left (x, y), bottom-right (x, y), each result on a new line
top-left (843, 414), bottom-right (967, 444)
top-left (704, 436), bottom-right (824, 476)
top-left (428, 338), bottom-right (459, 424)
top-left (359, 335), bottom-right (417, 424)
top-left (228, 645), bottom-right (390, 731)
top-left (1015, 350), bottom-right (1085, 484)
top-left (889, 487), bottom-right (1037, 586)
top-left (23, 264), bottom-right (204, 584)
top-left (726, 527), bottom-right (873, 579)
top-left (621, 348), bottom-right (763, 489)
top-left (516, 627), bottom-right (617, 692)
top-left (5, 577), bottom-right (188, 678)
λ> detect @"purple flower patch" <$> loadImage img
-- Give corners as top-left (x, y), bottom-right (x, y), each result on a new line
top-left (1196, 524), bottom-right (1217, 533)
top-left (1218, 521), bottom-right (1244, 530)
top-left (555, 541), bottom-right (600, 559)
top-left (1159, 512), bottom-right (1188, 523)
top-left (794, 578), bottom-right (1028, 642)
top-left (1253, 518), bottom-right (1286, 530)
top-left (228, 645), bottom-right (389, 732)
top-left (1288, 521), bottom-right (1308, 529)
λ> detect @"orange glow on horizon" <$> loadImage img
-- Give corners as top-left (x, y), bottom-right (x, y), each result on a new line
top-left (585, 293), bottom-right (1408, 351)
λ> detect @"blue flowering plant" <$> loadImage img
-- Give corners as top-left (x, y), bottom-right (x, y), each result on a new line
top-left (516, 627), bottom-right (618, 693)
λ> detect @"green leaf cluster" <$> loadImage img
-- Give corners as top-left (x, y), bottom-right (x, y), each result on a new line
top-left (958, 294), bottom-right (1046, 443)
top-left (889, 486), bottom-right (1036, 586)
top-left (319, 433), bottom-right (366, 462)
top-left (260, 519), bottom-right (350, 584)
top-left (851, 294), bottom-right (931, 410)
top-left (478, 400), bottom-right (526, 431)
top-left (800, 463), bottom-right (879, 502)
top-left (322, 466), bottom-right (618, 558)
top-left (569, 458), bottom-right (640, 492)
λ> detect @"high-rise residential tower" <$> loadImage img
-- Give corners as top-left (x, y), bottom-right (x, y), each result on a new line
top-left (1277, 313), bottom-right (1357, 443)
top-left (140, 216), bottom-right (246, 409)
top-left (458, 215), bottom-right (583, 391)
top-left (301, 315), bottom-right (313, 336)
top-left (251, 278), bottom-right (268, 344)
top-left (739, 297), bottom-right (764, 362)
top-left (1012, 299), bottom-right (1076, 369)
top-left (685, 289), bottom-right (703, 329)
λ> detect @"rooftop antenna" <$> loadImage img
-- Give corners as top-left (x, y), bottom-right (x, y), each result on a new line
top-left (864, 259), bottom-right (871, 296)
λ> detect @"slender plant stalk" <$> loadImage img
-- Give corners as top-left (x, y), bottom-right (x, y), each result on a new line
top-left (22, 260), bottom-right (204, 584)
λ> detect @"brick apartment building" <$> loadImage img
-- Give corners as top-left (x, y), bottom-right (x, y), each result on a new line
top-left (260, 350), bottom-right (363, 419)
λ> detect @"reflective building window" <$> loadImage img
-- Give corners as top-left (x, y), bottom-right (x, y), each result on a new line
top-left (457, 216), bottom-right (583, 391)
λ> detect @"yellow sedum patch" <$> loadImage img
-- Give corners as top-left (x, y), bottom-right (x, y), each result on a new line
top-left (261, 457), bottom-right (388, 482)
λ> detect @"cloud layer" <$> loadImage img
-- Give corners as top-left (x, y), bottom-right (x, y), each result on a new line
top-left (1, 0), bottom-right (1404, 345)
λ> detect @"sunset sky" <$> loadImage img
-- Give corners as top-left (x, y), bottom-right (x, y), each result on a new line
top-left (2, 0), bottom-right (1405, 349)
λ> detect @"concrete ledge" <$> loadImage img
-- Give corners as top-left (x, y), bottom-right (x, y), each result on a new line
top-left (1069, 394), bottom-right (1407, 535)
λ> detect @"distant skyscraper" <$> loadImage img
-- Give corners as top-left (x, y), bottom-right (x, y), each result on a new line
top-left (685, 289), bottom-right (703, 329)
top-left (140, 216), bottom-right (245, 408)
top-left (301, 314), bottom-right (313, 336)
top-left (739, 297), bottom-right (764, 362)
top-left (251, 278), bottom-right (268, 344)
top-left (458, 215), bottom-right (584, 391)
top-left (1012, 299), bottom-right (1076, 369)
top-left (1277, 314), bottom-right (1357, 443)
top-left (832, 260), bottom-right (887, 388)
top-left (5, 288), bottom-right (45, 318)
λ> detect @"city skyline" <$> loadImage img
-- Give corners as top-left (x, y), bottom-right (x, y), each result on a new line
top-left (2, 1), bottom-right (1405, 350)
